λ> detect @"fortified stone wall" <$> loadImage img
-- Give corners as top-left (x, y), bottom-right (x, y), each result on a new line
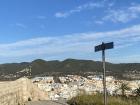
top-left (0, 77), bottom-right (48, 105)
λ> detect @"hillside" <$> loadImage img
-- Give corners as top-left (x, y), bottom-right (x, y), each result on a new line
top-left (0, 59), bottom-right (140, 80)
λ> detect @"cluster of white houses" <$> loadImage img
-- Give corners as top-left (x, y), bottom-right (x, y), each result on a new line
top-left (32, 75), bottom-right (140, 100)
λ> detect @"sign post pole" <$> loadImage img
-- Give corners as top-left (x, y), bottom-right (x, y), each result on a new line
top-left (102, 48), bottom-right (107, 105)
top-left (95, 42), bottom-right (114, 105)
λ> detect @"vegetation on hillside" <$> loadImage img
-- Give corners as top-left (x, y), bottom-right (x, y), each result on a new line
top-left (0, 59), bottom-right (140, 80)
top-left (0, 59), bottom-right (140, 73)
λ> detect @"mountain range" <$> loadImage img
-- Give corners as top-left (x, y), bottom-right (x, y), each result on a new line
top-left (0, 59), bottom-right (140, 80)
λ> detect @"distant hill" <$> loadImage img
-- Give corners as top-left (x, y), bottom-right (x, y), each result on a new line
top-left (0, 59), bottom-right (140, 80)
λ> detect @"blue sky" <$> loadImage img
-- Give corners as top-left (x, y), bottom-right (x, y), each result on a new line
top-left (0, 0), bottom-right (140, 63)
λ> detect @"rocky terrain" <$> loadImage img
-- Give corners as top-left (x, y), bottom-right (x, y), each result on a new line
top-left (0, 77), bottom-right (48, 105)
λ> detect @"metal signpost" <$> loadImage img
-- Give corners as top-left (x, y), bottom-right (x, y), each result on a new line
top-left (95, 42), bottom-right (114, 105)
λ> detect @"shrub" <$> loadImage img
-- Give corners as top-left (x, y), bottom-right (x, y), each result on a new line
top-left (68, 94), bottom-right (140, 105)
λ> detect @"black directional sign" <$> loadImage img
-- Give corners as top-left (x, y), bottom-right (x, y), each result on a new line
top-left (95, 42), bottom-right (114, 52)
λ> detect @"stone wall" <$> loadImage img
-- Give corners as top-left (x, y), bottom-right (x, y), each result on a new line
top-left (0, 78), bottom-right (48, 105)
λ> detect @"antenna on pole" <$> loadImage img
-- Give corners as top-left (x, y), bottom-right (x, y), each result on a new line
top-left (95, 42), bottom-right (114, 105)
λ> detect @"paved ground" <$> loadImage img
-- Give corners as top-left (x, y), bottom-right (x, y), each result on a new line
top-left (26, 100), bottom-right (68, 105)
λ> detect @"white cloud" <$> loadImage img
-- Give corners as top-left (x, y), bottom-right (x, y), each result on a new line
top-left (129, 4), bottom-right (140, 12)
top-left (108, 2), bottom-right (115, 7)
top-left (15, 23), bottom-right (26, 28)
top-left (55, 12), bottom-right (68, 18)
top-left (1, 24), bottom-right (140, 60)
top-left (94, 20), bottom-right (104, 24)
top-left (55, 2), bottom-right (104, 18)
top-left (37, 16), bottom-right (46, 19)
top-left (103, 4), bottom-right (140, 23)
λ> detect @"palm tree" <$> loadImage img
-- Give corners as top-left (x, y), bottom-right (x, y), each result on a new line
top-left (118, 82), bottom-right (131, 96)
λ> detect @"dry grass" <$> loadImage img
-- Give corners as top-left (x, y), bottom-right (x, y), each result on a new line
top-left (68, 94), bottom-right (140, 105)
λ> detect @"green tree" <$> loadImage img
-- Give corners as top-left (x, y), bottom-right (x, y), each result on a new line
top-left (134, 87), bottom-right (140, 97)
top-left (118, 82), bottom-right (131, 96)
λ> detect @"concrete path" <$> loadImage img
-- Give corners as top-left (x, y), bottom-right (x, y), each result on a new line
top-left (26, 100), bottom-right (68, 105)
